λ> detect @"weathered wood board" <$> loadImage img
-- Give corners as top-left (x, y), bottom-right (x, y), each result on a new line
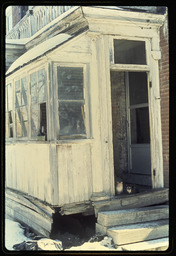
top-left (107, 219), bottom-right (169, 246)
top-left (6, 205), bottom-right (50, 238)
top-left (59, 201), bottom-right (94, 216)
top-left (93, 188), bottom-right (169, 216)
top-left (97, 205), bottom-right (169, 227)
top-left (5, 188), bottom-right (55, 237)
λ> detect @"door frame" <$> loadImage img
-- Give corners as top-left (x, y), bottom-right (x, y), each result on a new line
top-left (125, 71), bottom-right (152, 186)
top-left (109, 35), bottom-right (164, 189)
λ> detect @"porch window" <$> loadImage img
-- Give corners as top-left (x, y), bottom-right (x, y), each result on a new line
top-left (57, 66), bottom-right (86, 139)
top-left (15, 77), bottom-right (28, 137)
top-left (5, 83), bottom-right (13, 138)
top-left (30, 68), bottom-right (47, 138)
top-left (114, 39), bottom-right (146, 65)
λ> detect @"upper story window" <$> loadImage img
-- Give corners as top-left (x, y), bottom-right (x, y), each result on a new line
top-left (6, 6), bottom-right (13, 34)
top-left (57, 66), bottom-right (86, 139)
top-left (114, 39), bottom-right (146, 65)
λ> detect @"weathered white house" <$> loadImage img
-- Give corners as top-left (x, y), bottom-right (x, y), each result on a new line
top-left (5, 6), bottom-right (169, 249)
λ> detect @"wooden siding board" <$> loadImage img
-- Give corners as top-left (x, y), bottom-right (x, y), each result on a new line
top-left (6, 198), bottom-right (52, 231)
top-left (6, 144), bottom-right (52, 204)
top-left (6, 205), bottom-right (50, 237)
top-left (57, 143), bottom-right (92, 205)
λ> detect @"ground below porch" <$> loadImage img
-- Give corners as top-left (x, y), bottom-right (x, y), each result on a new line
top-left (5, 187), bottom-right (169, 251)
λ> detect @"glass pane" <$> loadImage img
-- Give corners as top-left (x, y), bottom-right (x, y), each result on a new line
top-left (130, 107), bottom-right (150, 144)
top-left (20, 106), bottom-right (28, 121)
top-left (21, 77), bottom-right (28, 106)
top-left (8, 83), bottom-right (13, 111)
top-left (114, 39), bottom-right (146, 65)
top-left (21, 121), bottom-right (28, 137)
top-left (30, 72), bottom-right (37, 104)
top-left (15, 80), bottom-right (21, 108)
top-left (59, 102), bottom-right (86, 136)
top-left (57, 67), bottom-right (84, 100)
top-left (16, 109), bottom-right (22, 137)
top-left (129, 72), bottom-right (148, 105)
top-left (31, 104), bottom-right (39, 137)
top-left (38, 69), bottom-right (46, 103)
top-left (5, 113), bottom-right (9, 138)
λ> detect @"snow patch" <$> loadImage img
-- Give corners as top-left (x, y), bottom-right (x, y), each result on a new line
top-left (5, 217), bottom-right (118, 251)
top-left (6, 33), bottom-right (72, 75)
top-left (5, 218), bottom-right (30, 251)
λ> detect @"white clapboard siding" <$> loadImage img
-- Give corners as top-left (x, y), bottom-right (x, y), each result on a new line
top-left (6, 144), bottom-right (52, 204)
top-left (57, 143), bottom-right (93, 205)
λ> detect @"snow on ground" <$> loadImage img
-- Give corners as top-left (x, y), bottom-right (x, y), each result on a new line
top-left (5, 218), bottom-right (31, 250)
top-left (4, 217), bottom-right (118, 251)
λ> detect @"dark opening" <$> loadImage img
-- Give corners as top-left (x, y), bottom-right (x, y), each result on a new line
top-left (40, 103), bottom-right (47, 139)
top-left (51, 213), bottom-right (96, 249)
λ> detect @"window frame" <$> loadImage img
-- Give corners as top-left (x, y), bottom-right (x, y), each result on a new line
top-left (5, 83), bottom-right (14, 140)
top-left (53, 62), bottom-right (90, 141)
top-left (14, 76), bottom-right (29, 139)
top-left (28, 65), bottom-right (48, 141)
top-left (109, 36), bottom-right (151, 71)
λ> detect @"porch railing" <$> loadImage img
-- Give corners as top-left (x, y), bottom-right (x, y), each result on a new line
top-left (6, 6), bottom-right (74, 39)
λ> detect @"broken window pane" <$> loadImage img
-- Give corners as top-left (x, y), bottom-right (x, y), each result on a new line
top-left (114, 40), bottom-right (146, 65)
top-left (31, 104), bottom-right (39, 137)
top-left (16, 109), bottom-right (22, 137)
top-left (8, 83), bottom-right (13, 111)
top-left (9, 111), bottom-right (13, 124)
top-left (30, 72), bottom-right (37, 104)
top-left (10, 127), bottom-right (13, 138)
top-left (40, 103), bottom-right (47, 136)
top-left (15, 80), bottom-right (21, 108)
top-left (59, 102), bottom-right (86, 136)
top-left (21, 77), bottom-right (28, 106)
top-left (129, 72), bottom-right (148, 105)
top-left (130, 107), bottom-right (150, 144)
top-left (38, 69), bottom-right (46, 103)
top-left (57, 67), bottom-right (84, 100)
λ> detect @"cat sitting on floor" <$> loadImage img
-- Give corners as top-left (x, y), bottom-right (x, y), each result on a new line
top-left (115, 175), bottom-right (139, 195)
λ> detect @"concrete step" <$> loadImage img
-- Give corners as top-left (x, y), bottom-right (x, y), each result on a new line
top-left (119, 237), bottom-right (169, 251)
top-left (107, 219), bottom-right (169, 246)
top-left (97, 205), bottom-right (169, 227)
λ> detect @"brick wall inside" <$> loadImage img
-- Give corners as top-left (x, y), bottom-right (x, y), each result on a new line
top-left (110, 71), bottom-right (128, 179)
top-left (159, 16), bottom-right (169, 187)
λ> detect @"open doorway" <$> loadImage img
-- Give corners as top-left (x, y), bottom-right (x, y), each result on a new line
top-left (110, 71), bottom-right (152, 194)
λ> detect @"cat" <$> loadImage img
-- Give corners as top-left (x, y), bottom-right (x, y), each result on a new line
top-left (115, 180), bottom-right (139, 195)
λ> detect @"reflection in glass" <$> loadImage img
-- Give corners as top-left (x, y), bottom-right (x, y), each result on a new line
top-left (59, 102), bottom-right (86, 136)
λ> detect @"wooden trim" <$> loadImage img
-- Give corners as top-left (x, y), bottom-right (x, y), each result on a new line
top-left (110, 64), bottom-right (150, 72)
top-left (148, 36), bottom-right (164, 188)
top-left (49, 144), bottom-right (59, 205)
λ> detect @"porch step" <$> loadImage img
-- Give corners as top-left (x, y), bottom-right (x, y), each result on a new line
top-left (119, 237), bottom-right (169, 251)
top-left (97, 205), bottom-right (169, 228)
top-left (93, 188), bottom-right (169, 217)
top-left (107, 219), bottom-right (169, 246)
